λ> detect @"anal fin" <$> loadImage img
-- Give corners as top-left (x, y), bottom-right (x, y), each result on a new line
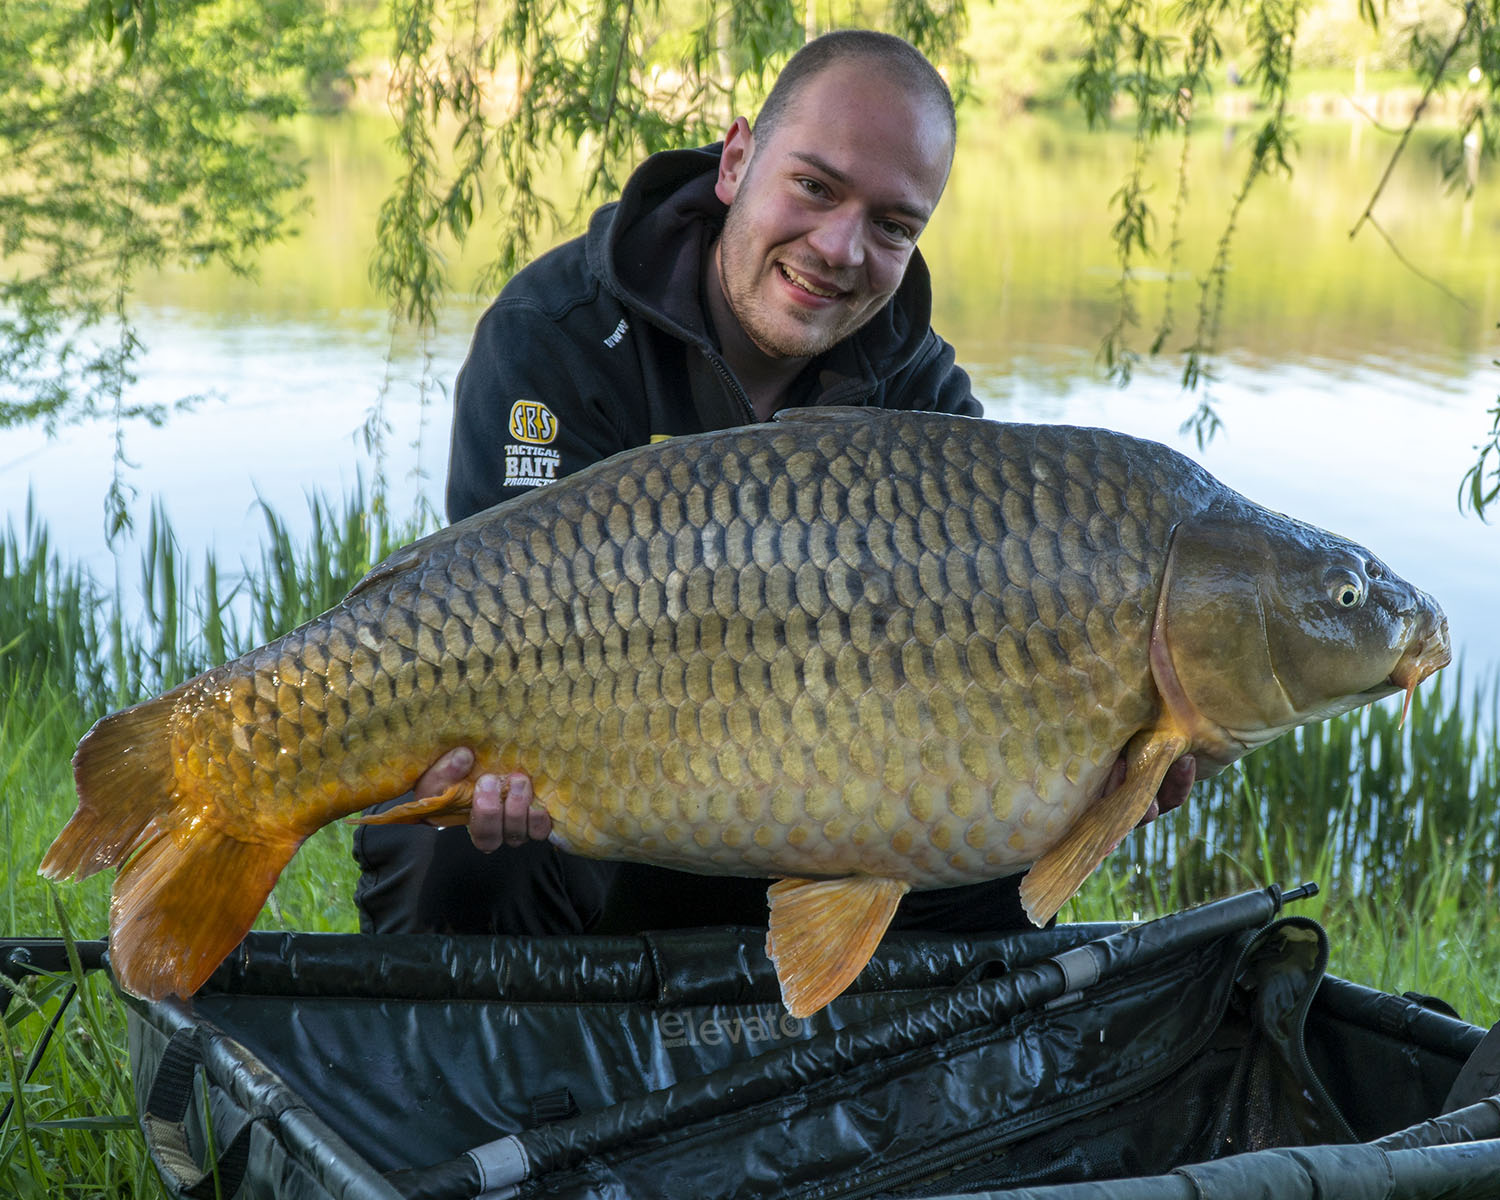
top-left (765, 875), bottom-right (909, 1018)
top-left (348, 780), bottom-right (476, 828)
top-left (1018, 728), bottom-right (1189, 927)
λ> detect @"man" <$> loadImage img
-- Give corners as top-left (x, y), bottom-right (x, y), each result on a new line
top-left (354, 29), bottom-right (1194, 937)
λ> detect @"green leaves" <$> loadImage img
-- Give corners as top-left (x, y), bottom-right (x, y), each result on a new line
top-left (1077, 0), bottom-right (1500, 515)
top-left (1459, 390), bottom-right (1500, 519)
top-left (0, 0), bottom-right (359, 531)
top-left (1073, 0), bottom-right (1302, 406)
top-left (90, 0), bottom-right (159, 60)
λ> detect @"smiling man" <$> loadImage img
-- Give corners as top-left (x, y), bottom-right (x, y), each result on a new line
top-left (354, 30), bottom-right (1193, 939)
top-left (704, 40), bottom-right (957, 417)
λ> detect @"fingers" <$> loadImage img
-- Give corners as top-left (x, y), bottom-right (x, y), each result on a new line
top-left (468, 771), bottom-right (552, 853)
top-left (1108, 751), bottom-right (1196, 828)
top-left (413, 750), bottom-right (553, 851)
top-left (1102, 757), bottom-right (1127, 798)
top-left (414, 746), bottom-right (474, 799)
top-left (467, 773), bottom-right (505, 852)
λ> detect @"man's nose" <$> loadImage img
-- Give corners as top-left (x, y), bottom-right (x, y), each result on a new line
top-left (805, 206), bottom-right (865, 268)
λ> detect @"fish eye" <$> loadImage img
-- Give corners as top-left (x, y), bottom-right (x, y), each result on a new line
top-left (1324, 567), bottom-right (1365, 609)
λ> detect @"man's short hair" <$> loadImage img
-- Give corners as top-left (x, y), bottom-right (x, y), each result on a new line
top-left (753, 29), bottom-right (956, 146)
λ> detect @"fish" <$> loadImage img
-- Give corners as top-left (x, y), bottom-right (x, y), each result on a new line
top-left (40, 409), bottom-right (1450, 1017)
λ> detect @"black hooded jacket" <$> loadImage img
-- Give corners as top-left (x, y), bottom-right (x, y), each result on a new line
top-left (446, 142), bottom-right (979, 523)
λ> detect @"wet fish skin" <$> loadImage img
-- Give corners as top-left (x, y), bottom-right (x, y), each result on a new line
top-left (40, 409), bottom-right (1449, 1014)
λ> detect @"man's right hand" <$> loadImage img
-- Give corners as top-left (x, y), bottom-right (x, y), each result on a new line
top-left (413, 747), bottom-right (552, 852)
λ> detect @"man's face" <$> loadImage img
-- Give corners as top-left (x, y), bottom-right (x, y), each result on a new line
top-left (713, 61), bottom-right (954, 361)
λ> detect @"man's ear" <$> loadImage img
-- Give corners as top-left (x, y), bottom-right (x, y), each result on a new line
top-left (715, 117), bottom-right (754, 205)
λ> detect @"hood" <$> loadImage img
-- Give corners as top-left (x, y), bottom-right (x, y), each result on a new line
top-left (584, 142), bottom-right (939, 390)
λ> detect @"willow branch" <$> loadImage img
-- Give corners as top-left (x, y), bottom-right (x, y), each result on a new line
top-left (1364, 214), bottom-right (1472, 309)
top-left (1349, 1), bottom-right (1474, 241)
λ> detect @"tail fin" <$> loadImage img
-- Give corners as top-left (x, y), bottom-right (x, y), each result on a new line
top-left (106, 818), bottom-right (299, 1000)
top-left (41, 687), bottom-right (300, 1000)
top-left (41, 691), bottom-right (186, 882)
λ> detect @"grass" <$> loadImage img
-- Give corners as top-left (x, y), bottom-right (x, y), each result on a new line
top-left (1, 493), bottom-right (1496, 1195)
top-left (0, 489), bottom-right (417, 1198)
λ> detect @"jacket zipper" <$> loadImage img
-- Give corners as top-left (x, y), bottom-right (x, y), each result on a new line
top-left (706, 351), bottom-right (756, 424)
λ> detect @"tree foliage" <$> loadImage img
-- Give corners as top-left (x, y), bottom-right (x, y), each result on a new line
top-left (1066, 0), bottom-right (1500, 510)
top-left (0, 0), bottom-right (360, 531)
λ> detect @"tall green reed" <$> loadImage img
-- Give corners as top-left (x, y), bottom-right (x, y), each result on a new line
top-left (1101, 672), bottom-right (1499, 909)
top-left (1, 489), bottom-right (426, 1198)
top-left (1072, 668), bottom-right (1499, 1021)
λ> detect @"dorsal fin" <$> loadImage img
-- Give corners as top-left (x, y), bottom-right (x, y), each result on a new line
top-left (342, 542), bottom-right (428, 603)
top-left (770, 406), bottom-right (872, 427)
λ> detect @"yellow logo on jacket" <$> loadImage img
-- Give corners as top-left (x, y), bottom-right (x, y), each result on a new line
top-left (505, 400), bottom-right (561, 488)
top-left (508, 400), bottom-right (558, 444)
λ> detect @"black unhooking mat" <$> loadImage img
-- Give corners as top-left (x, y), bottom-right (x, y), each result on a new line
top-left (114, 885), bottom-right (1500, 1200)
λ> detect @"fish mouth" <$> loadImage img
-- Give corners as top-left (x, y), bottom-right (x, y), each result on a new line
top-left (1387, 610), bottom-right (1452, 725)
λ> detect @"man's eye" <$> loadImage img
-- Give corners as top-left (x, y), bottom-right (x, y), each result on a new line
top-left (877, 220), bottom-right (913, 241)
top-left (796, 177), bottom-right (828, 198)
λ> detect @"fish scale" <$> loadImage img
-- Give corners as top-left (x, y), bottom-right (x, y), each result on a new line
top-left (42, 408), bottom-right (1450, 1017)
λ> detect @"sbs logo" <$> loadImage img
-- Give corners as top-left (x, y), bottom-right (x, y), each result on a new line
top-left (508, 400), bottom-right (558, 445)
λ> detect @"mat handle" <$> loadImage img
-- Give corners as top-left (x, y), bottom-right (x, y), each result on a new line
top-left (141, 1027), bottom-right (255, 1200)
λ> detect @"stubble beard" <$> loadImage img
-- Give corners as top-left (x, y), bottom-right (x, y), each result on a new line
top-left (716, 210), bottom-right (854, 361)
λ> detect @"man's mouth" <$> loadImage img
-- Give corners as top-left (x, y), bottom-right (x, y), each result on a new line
top-left (778, 263), bottom-right (842, 299)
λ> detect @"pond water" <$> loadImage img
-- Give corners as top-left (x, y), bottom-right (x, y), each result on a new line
top-left (3, 109), bottom-right (1497, 682)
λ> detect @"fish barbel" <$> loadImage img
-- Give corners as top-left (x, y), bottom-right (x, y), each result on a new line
top-left (41, 410), bottom-right (1450, 1016)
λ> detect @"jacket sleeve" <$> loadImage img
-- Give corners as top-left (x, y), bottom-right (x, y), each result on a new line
top-left (883, 329), bottom-right (982, 419)
top-left (446, 297), bottom-right (634, 523)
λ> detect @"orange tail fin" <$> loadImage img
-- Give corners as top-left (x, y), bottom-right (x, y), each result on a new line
top-left (104, 815), bottom-right (299, 1000)
top-left (41, 687), bottom-right (300, 1001)
top-left (41, 691), bottom-right (185, 882)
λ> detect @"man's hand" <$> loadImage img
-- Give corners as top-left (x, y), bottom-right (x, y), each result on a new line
top-left (413, 748), bottom-right (552, 852)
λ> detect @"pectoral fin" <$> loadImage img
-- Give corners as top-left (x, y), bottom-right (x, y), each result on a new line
top-left (1018, 728), bottom-right (1189, 927)
top-left (348, 780), bottom-right (476, 828)
top-left (765, 875), bottom-right (910, 1018)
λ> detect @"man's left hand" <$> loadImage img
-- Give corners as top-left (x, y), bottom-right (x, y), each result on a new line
top-left (1140, 754), bottom-right (1195, 826)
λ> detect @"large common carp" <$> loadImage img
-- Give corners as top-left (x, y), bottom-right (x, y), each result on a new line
top-left (42, 410), bottom-right (1449, 1016)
